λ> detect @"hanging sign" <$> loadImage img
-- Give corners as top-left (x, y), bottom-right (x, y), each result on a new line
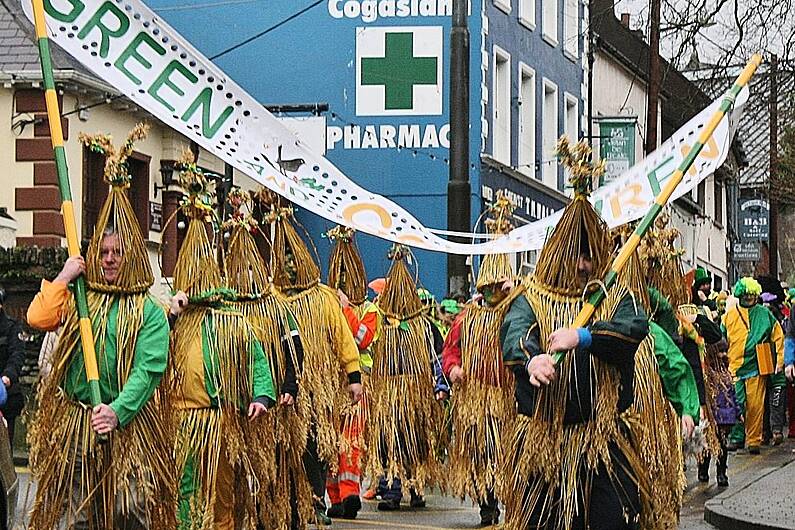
top-left (597, 118), bottom-right (636, 185)
top-left (738, 198), bottom-right (769, 241)
top-left (24, 0), bottom-right (747, 254)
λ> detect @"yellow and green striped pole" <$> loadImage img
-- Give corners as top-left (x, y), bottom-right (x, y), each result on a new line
top-left (557, 54), bottom-right (761, 359)
top-left (30, 0), bottom-right (102, 408)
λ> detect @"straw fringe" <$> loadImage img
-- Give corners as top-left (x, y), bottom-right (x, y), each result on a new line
top-left (447, 288), bottom-right (522, 501)
top-left (174, 408), bottom-right (258, 530)
top-left (327, 227), bottom-right (368, 306)
top-left (532, 197), bottom-right (614, 297)
top-left (629, 334), bottom-right (686, 530)
top-left (276, 284), bottom-right (347, 466)
top-left (366, 258), bottom-right (443, 491)
top-left (28, 292), bottom-right (176, 529)
top-left (500, 281), bottom-right (646, 530)
top-left (170, 307), bottom-right (274, 528)
top-left (174, 220), bottom-right (224, 298)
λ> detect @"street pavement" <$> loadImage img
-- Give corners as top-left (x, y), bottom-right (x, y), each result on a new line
top-left (9, 439), bottom-right (795, 529)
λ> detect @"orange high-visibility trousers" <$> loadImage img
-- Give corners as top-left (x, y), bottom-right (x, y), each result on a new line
top-left (327, 401), bottom-right (367, 504)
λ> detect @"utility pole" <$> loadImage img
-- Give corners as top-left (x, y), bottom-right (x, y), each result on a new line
top-left (645, 0), bottom-right (661, 154)
top-left (769, 54), bottom-right (779, 277)
top-left (448, 0), bottom-right (471, 295)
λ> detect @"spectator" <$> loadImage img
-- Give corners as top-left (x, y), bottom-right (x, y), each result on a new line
top-left (0, 286), bottom-right (24, 444)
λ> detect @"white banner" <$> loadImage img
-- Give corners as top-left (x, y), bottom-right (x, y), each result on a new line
top-left (23, 0), bottom-right (747, 254)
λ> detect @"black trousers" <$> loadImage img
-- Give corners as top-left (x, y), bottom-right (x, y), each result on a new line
top-left (302, 433), bottom-right (328, 504)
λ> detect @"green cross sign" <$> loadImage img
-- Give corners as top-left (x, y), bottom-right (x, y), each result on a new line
top-left (361, 32), bottom-right (438, 111)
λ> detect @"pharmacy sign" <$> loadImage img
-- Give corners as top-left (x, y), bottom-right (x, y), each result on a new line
top-left (356, 26), bottom-right (443, 116)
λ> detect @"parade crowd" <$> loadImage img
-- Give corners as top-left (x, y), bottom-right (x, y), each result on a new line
top-left (2, 127), bottom-right (795, 530)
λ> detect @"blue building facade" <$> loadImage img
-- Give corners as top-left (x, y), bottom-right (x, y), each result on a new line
top-left (148, 0), bottom-right (582, 296)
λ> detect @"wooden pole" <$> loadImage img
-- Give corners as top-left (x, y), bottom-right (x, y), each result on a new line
top-left (553, 54), bottom-right (763, 361)
top-left (30, 0), bottom-right (103, 409)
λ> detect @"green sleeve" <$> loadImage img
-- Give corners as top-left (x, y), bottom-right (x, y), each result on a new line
top-left (250, 336), bottom-right (276, 401)
top-left (588, 293), bottom-right (649, 366)
top-left (650, 321), bottom-right (700, 418)
top-left (648, 287), bottom-right (679, 339)
top-left (109, 298), bottom-right (169, 427)
top-left (499, 294), bottom-right (539, 370)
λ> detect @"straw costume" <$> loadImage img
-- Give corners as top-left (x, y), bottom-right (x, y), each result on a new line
top-left (499, 138), bottom-right (649, 530)
top-left (168, 153), bottom-right (275, 530)
top-left (325, 226), bottom-right (379, 519)
top-left (441, 195), bottom-right (521, 526)
top-left (617, 228), bottom-right (697, 530)
top-left (26, 123), bottom-right (176, 529)
top-left (222, 189), bottom-right (312, 530)
top-left (366, 245), bottom-right (445, 494)
top-left (263, 194), bottom-right (361, 521)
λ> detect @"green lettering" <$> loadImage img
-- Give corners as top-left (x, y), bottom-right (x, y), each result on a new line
top-left (77, 1), bottom-right (129, 59)
top-left (115, 32), bottom-right (165, 86)
top-left (593, 198), bottom-right (603, 215)
top-left (148, 60), bottom-right (195, 111)
top-left (646, 155), bottom-right (675, 197)
top-left (181, 87), bottom-right (233, 140)
top-left (299, 177), bottom-right (324, 191)
top-left (44, 0), bottom-right (84, 22)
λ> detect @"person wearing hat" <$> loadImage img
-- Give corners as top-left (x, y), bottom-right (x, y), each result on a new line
top-left (692, 267), bottom-right (717, 312)
top-left (440, 196), bottom-right (521, 526)
top-left (499, 139), bottom-right (649, 529)
top-left (166, 152), bottom-right (276, 529)
top-left (439, 298), bottom-right (462, 336)
top-left (26, 124), bottom-right (175, 529)
top-left (264, 195), bottom-right (362, 526)
top-left (324, 226), bottom-right (379, 521)
top-left (723, 277), bottom-right (785, 453)
top-left (222, 189), bottom-right (309, 530)
top-left (366, 245), bottom-right (445, 512)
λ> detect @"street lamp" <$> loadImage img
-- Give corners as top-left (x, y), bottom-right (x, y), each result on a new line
top-left (154, 162), bottom-right (175, 198)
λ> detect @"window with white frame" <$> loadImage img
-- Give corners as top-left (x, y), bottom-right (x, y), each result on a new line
top-left (563, 94), bottom-right (578, 189)
top-left (493, 47), bottom-right (511, 165)
top-left (518, 64), bottom-right (536, 178)
top-left (563, 0), bottom-right (578, 57)
top-left (542, 79), bottom-right (558, 189)
top-left (494, 0), bottom-right (512, 14)
top-left (564, 94), bottom-right (579, 141)
top-left (519, 0), bottom-right (535, 29)
top-left (542, 0), bottom-right (558, 45)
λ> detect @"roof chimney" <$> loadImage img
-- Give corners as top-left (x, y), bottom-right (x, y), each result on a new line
top-left (620, 13), bottom-right (631, 27)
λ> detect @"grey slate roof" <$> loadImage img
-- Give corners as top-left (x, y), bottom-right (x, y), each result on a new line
top-left (0, 0), bottom-right (96, 77)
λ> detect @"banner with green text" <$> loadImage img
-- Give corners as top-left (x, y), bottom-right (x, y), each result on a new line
top-left (23, 0), bottom-right (747, 253)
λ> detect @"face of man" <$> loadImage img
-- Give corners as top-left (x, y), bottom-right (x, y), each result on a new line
top-left (283, 251), bottom-right (297, 283)
top-left (699, 282), bottom-right (711, 296)
top-left (481, 281), bottom-right (508, 307)
top-left (576, 253), bottom-right (594, 290)
top-left (740, 293), bottom-right (758, 308)
top-left (100, 233), bottom-right (122, 285)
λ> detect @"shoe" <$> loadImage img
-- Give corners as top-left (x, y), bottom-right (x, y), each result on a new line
top-left (717, 473), bottom-right (729, 488)
top-left (377, 499), bottom-right (401, 511)
top-left (726, 441), bottom-right (743, 452)
top-left (409, 492), bottom-right (426, 508)
top-left (362, 488), bottom-right (377, 500)
top-left (314, 507), bottom-right (332, 526)
top-left (342, 495), bottom-right (362, 519)
top-left (326, 503), bottom-right (344, 518)
top-left (772, 432), bottom-right (784, 446)
top-left (748, 445), bottom-right (761, 455)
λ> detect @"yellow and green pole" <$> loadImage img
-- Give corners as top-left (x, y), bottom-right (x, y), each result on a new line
top-left (30, 0), bottom-right (102, 408)
top-left (557, 54), bottom-right (761, 360)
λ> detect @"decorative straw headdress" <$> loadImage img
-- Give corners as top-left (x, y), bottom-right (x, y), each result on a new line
top-left (639, 214), bottom-right (689, 309)
top-left (327, 225), bottom-right (368, 306)
top-left (171, 149), bottom-right (225, 300)
top-left (261, 192), bottom-right (321, 292)
top-left (79, 123), bottom-right (153, 293)
top-left (531, 137), bottom-right (613, 296)
top-left (223, 188), bottom-right (269, 299)
top-left (475, 194), bottom-right (516, 291)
